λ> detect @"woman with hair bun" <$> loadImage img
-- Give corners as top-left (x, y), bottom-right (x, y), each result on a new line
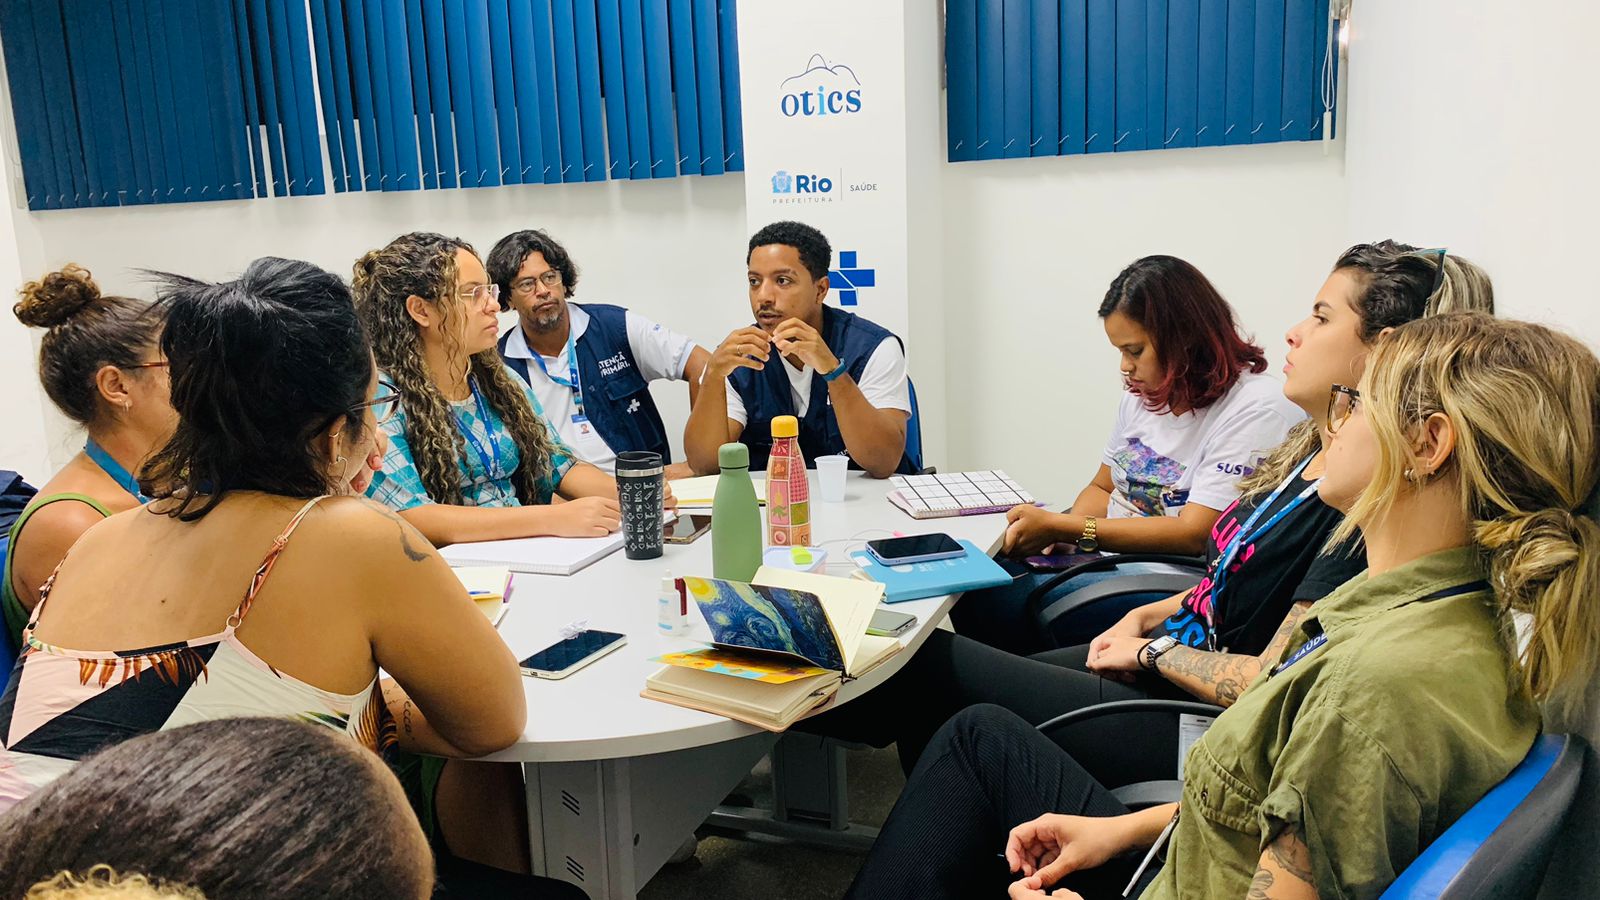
top-left (5, 266), bottom-right (176, 647)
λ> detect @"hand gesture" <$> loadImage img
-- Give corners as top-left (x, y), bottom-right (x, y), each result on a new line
top-left (1006, 814), bottom-right (1127, 889)
top-left (707, 326), bottom-right (773, 380)
top-left (1001, 505), bottom-right (1063, 557)
top-left (548, 496), bottom-right (622, 537)
top-left (770, 318), bottom-right (840, 375)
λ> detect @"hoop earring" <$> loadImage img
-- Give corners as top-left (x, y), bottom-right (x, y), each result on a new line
top-left (335, 455), bottom-right (348, 465)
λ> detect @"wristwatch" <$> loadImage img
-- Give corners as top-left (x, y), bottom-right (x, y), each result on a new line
top-left (1140, 635), bottom-right (1180, 671)
top-left (1077, 516), bottom-right (1099, 552)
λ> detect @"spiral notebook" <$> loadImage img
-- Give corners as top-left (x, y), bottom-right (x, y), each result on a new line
top-left (887, 470), bottom-right (1040, 519)
top-left (439, 511), bottom-right (675, 576)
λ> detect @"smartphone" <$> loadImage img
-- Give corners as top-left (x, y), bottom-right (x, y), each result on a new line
top-left (664, 514), bottom-right (713, 545)
top-left (519, 630), bottom-right (628, 680)
top-left (866, 608), bottom-right (918, 637)
top-left (1024, 552), bottom-right (1103, 573)
top-left (865, 533), bottom-right (966, 566)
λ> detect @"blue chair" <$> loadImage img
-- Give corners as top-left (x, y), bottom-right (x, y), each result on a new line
top-left (905, 378), bottom-right (928, 474)
top-left (1382, 733), bottom-right (1586, 899)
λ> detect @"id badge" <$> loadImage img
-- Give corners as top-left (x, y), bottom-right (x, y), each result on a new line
top-left (569, 415), bottom-right (613, 463)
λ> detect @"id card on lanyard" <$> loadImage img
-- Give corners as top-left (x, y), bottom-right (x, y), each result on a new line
top-left (1204, 456), bottom-right (1322, 650)
top-left (530, 331), bottom-right (610, 462)
top-left (456, 379), bottom-right (504, 482)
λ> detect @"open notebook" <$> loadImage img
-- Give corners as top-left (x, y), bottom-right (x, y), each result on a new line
top-left (643, 567), bottom-right (898, 731)
top-left (439, 511), bottom-right (675, 575)
top-left (668, 474), bottom-right (767, 509)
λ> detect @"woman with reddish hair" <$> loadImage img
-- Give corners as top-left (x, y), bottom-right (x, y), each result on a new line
top-left (953, 255), bottom-right (1302, 654)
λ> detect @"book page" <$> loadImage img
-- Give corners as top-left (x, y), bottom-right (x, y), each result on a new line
top-left (753, 567), bottom-right (886, 677)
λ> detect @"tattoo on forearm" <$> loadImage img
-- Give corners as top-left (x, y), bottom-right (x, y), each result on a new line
top-left (1262, 603), bottom-right (1314, 662)
top-left (1155, 646), bottom-right (1258, 705)
top-left (1268, 828), bottom-right (1316, 886)
top-left (402, 700), bottom-right (414, 736)
top-left (1246, 867), bottom-right (1275, 900)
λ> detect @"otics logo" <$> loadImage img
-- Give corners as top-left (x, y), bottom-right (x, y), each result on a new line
top-left (771, 170), bottom-right (835, 204)
top-left (779, 54), bottom-right (862, 118)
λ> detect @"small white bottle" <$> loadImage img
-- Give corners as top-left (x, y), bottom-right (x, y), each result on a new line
top-left (658, 571), bottom-right (688, 636)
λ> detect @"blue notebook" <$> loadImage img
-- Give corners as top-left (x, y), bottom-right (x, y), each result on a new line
top-left (849, 539), bottom-right (1013, 604)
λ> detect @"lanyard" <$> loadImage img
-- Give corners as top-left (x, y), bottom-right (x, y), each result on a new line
top-left (1204, 455), bottom-right (1321, 650)
top-left (1270, 579), bottom-right (1491, 676)
top-left (527, 328), bottom-right (584, 419)
top-left (455, 378), bottom-right (504, 482)
top-left (85, 438), bottom-right (151, 504)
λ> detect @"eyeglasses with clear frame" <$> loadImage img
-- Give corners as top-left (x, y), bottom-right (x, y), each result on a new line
top-left (1327, 384), bottom-right (1361, 435)
top-left (348, 381), bottom-right (400, 425)
top-left (510, 269), bottom-right (564, 296)
top-left (456, 283), bottom-right (501, 306)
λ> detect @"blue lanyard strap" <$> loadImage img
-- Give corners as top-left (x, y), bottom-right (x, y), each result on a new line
top-left (1270, 579), bottom-right (1490, 676)
top-left (527, 328), bottom-right (584, 418)
top-left (85, 438), bottom-right (151, 504)
top-left (1205, 455), bottom-right (1322, 649)
top-left (455, 378), bottom-right (504, 481)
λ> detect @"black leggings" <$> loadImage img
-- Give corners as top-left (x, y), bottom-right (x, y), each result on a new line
top-left (806, 628), bottom-right (1193, 786)
top-left (844, 704), bottom-right (1161, 900)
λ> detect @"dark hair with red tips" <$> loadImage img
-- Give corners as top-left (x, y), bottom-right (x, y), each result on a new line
top-left (1098, 255), bottom-right (1266, 414)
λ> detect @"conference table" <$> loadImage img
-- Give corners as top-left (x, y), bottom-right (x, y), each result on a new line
top-left (485, 472), bottom-right (1013, 899)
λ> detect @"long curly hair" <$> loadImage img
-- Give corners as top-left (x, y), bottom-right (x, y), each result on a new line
top-left (351, 232), bottom-right (562, 506)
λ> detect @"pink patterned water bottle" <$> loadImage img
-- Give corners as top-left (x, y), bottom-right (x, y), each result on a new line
top-left (765, 415), bottom-right (811, 547)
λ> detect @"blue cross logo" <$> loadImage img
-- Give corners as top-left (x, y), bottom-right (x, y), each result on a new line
top-left (829, 251), bottom-right (876, 307)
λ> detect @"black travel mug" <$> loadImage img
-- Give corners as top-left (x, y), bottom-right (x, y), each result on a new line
top-left (616, 451), bottom-right (665, 560)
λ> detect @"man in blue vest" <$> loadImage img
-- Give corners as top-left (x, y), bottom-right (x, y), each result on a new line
top-left (684, 221), bottom-right (919, 478)
top-left (488, 229), bottom-right (710, 477)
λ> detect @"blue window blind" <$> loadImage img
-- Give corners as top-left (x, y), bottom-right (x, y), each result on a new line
top-left (946, 0), bottom-right (1338, 162)
top-left (0, 1), bottom-right (744, 210)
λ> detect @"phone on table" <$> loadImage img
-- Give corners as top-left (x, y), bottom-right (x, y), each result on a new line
top-left (866, 608), bottom-right (918, 637)
top-left (664, 514), bottom-right (713, 545)
top-left (1024, 552), bottom-right (1103, 573)
top-left (519, 630), bottom-right (628, 680)
top-left (865, 533), bottom-right (966, 566)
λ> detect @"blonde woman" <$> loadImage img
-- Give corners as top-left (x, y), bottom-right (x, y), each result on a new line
top-left (847, 312), bottom-right (1599, 900)
top-left (353, 232), bottom-right (623, 546)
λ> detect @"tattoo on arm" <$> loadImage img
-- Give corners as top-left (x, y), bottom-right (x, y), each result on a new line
top-left (1261, 602), bottom-right (1314, 664)
top-left (1267, 827), bottom-right (1315, 886)
top-left (402, 700), bottom-right (414, 737)
top-left (1246, 867), bottom-right (1275, 900)
top-left (1154, 646), bottom-right (1257, 705)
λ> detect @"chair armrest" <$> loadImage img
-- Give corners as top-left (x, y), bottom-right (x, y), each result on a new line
top-left (1023, 554), bottom-right (1206, 619)
top-left (1036, 699), bottom-right (1224, 740)
top-left (1112, 780), bottom-right (1185, 809)
top-left (1035, 575), bottom-right (1205, 637)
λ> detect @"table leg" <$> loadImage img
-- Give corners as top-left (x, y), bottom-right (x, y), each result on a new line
top-left (524, 732), bottom-right (777, 899)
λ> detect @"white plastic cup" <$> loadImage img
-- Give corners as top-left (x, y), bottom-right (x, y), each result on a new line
top-left (815, 455), bottom-right (849, 502)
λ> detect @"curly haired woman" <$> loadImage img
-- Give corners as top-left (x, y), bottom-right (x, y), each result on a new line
top-left (353, 232), bottom-right (627, 546)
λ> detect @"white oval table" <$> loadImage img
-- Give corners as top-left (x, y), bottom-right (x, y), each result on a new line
top-left (485, 473), bottom-right (1010, 898)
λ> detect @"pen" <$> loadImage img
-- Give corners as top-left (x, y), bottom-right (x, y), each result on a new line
top-left (1123, 809), bottom-right (1179, 897)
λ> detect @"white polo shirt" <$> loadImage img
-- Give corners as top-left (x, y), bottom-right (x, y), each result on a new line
top-left (501, 304), bottom-right (701, 473)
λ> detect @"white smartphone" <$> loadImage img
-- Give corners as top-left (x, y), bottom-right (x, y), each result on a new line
top-left (866, 608), bottom-right (918, 637)
top-left (519, 630), bottom-right (628, 680)
top-left (865, 533), bottom-right (966, 566)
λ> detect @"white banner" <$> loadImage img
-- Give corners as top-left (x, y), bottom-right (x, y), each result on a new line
top-left (736, 2), bottom-right (912, 342)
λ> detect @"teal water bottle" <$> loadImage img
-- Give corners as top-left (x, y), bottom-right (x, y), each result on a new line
top-left (712, 442), bottom-right (762, 582)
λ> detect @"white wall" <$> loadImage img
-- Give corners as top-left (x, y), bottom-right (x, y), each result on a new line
top-left (8, 173), bottom-right (750, 470)
top-left (941, 141), bottom-right (1348, 487)
top-left (0, 129), bottom-right (44, 480)
top-left (1337, 2), bottom-right (1600, 893)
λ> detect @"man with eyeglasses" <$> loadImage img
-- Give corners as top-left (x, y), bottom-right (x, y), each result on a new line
top-left (487, 229), bottom-right (710, 477)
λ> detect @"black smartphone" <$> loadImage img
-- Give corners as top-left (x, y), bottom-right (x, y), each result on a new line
top-left (1024, 552), bottom-right (1103, 573)
top-left (519, 630), bottom-right (628, 680)
top-left (664, 514), bottom-right (713, 544)
top-left (865, 533), bottom-right (966, 566)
